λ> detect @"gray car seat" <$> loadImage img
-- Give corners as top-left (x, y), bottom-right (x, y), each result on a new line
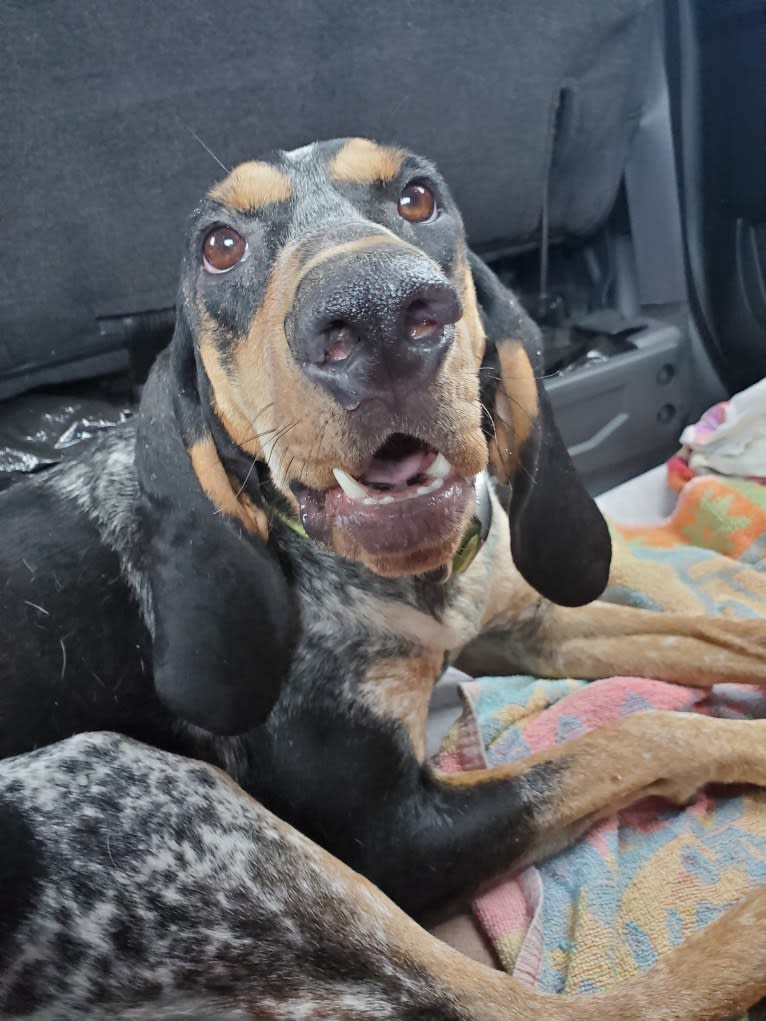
top-left (1, 0), bottom-right (719, 491)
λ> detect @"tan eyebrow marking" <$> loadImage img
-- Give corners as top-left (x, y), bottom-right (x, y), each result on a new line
top-left (329, 138), bottom-right (405, 185)
top-left (209, 161), bottom-right (293, 213)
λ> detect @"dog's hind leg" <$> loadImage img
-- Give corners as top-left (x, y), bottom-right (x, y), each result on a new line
top-left (1, 732), bottom-right (765, 1021)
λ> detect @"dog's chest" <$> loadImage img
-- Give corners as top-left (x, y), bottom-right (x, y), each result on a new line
top-left (284, 531), bottom-right (452, 677)
top-left (273, 496), bottom-right (514, 705)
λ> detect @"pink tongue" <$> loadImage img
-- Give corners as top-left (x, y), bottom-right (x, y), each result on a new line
top-left (362, 449), bottom-right (434, 488)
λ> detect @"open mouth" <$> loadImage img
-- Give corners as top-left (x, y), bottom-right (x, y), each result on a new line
top-left (293, 434), bottom-right (476, 562)
top-left (332, 434), bottom-right (451, 505)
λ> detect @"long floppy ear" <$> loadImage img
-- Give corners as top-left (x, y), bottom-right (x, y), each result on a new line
top-left (469, 251), bottom-right (611, 606)
top-left (135, 311), bottom-right (296, 735)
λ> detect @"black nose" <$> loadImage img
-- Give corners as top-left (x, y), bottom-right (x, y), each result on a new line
top-left (287, 246), bottom-right (462, 410)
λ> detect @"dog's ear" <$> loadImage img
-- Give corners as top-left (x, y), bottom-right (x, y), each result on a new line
top-left (136, 315), bottom-right (296, 735)
top-left (469, 251), bottom-right (611, 607)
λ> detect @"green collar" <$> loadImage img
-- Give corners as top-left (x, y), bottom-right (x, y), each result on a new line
top-left (270, 473), bottom-right (492, 577)
top-left (451, 481), bottom-right (491, 574)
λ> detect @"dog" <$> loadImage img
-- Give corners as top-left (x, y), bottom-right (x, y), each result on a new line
top-left (2, 137), bottom-right (766, 1018)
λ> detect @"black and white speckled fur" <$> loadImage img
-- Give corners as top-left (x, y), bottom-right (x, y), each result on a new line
top-left (0, 733), bottom-right (479, 1019)
top-left (5, 733), bottom-right (766, 1021)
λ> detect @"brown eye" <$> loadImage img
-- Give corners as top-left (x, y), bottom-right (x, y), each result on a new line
top-left (202, 226), bottom-right (247, 273)
top-left (397, 182), bottom-right (436, 223)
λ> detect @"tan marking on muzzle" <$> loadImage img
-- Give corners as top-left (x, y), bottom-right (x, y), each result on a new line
top-left (188, 434), bottom-right (269, 539)
top-left (488, 340), bottom-right (539, 484)
top-left (223, 233), bottom-right (431, 481)
top-left (457, 254), bottom-right (488, 365)
top-left (201, 229), bottom-right (445, 466)
top-left (222, 241), bottom-right (341, 490)
top-left (329, 138), bottom-right (406, 184)
top-left (209, 161), bottom-right (293, 213)
top-left (198, 318), bottom-right (267, 459)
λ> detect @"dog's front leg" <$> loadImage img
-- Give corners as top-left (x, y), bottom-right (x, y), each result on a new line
top-left (373, 711), bottom-right (766, 915)
top-left (340, 710), bottom-right (766, 1018)
top-left (455, 569), bottom-right (766, 686)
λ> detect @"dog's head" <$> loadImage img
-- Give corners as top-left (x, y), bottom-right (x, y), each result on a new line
top-left (176, 138), bottom-right (610, 602)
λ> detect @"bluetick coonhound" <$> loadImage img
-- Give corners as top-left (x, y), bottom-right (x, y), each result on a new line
top-left (1, 138), bottom-right (766, 1019)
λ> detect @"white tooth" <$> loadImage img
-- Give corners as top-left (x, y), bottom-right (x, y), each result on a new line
top-left (425, 453), bottom-right (451, 479)
top-left (416, 477), bottom-right (444, 497)
top-left (333, 467), bottom-right (367, 501)
top-left (380, 495), bottom-right (395, 504)
top-left (363, 497), bottom-right (377, 505)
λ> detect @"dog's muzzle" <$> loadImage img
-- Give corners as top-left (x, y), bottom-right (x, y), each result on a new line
top-left (286, 245), bottom-right (461, 411)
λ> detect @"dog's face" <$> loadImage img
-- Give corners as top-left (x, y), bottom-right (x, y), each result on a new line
top-left (183, 138), bottom-right (488, 577)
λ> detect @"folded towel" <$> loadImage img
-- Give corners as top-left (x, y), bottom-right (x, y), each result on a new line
top-left (669, 378), bottom-right (766, 488)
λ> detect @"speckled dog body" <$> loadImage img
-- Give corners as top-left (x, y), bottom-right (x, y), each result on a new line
top-left (2, 140), bottom-right (766, 1018)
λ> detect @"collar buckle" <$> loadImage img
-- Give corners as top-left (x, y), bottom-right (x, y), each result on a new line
top-left (451, 473), bottom-right (492, 575)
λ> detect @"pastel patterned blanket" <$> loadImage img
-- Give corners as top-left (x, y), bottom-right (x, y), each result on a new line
top-left (436, 475), bottom-right (766, 1014)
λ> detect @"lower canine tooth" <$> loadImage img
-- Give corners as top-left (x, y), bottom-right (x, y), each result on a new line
top-left (425, 453), bottom-right (451, 479)
top-left (418, 477), bottom-right (445, 496)
top-left (333, 467), bottom-right (368, 501)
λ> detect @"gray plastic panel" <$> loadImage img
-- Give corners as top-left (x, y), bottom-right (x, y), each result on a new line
top-left (545, 321), bottom-right (687, 495)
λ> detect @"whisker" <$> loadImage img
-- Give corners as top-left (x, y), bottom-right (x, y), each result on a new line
top-left (498, 385), bottom-right (537, 425)
top-left (184, 124), bottom-right (230, 173)
top-left (251, 400), bottom-right (277, 422)
top-left (298, 422), bottom-right (323, 488)
top-left (233, 456), bottom-right (258, 499)
top-left (478, 367), bottom-right (557, 383)
top-left (298, 416), bottom-right (329, 489)
top-left (264, 418), bottom-right (305, 465)
top-left (477, 400), bottom-right (497, 439)
top-left (515, 457), bottom-right (537, 487)
top-left (277, 454), bottom-right (297, 492)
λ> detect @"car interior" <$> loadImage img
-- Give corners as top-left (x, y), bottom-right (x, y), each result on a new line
top-left (5, 0), bottom-right (764, 504)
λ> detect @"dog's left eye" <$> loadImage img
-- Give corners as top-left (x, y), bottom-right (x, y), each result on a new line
top-left (202, 226), bottom-right (248, 273)
top-left (397, 182), bottom-right (437, 224)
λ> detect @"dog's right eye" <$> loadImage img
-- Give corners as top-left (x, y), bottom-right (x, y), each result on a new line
top-left (202, 226), bottom-right (248, 273)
